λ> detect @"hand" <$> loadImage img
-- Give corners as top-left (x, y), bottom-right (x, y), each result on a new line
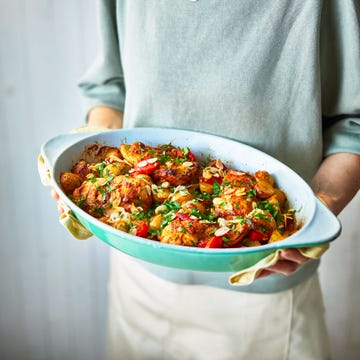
top-left (259, 152), bottom-right (360, 279)
top-left (87, 106), bottom-right (124, 129)
top-left (258, 248), bottom-right (310, 278)
top-left (50, 189), bottom-right (65, 214)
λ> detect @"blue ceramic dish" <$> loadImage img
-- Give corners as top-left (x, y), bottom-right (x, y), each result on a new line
top-left (41, 128), bottom-right (341, 272)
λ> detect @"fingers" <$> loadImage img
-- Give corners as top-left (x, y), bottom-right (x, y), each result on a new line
top-left (50, 189), bottom-right (65, 213)
top-left (258, 249), bottom-right (310, 278)
top-left (279, 248), bottom-right (309, 264)
top-left (257, 269), bottom-right (272, 279)
top-left (57, 203), bottom-right (65, 214)
top-left (50, 189), bottom-right (60, 200)
top-left (258, 260), bottom-right (298, 278)
top-left (264, 260), bottom-right (300, 276)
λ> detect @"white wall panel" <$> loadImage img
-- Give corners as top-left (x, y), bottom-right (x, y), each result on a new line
top-left (0, 1), bottom-right (359, 359)
top-left (1, 1), bottom-right (108, 359)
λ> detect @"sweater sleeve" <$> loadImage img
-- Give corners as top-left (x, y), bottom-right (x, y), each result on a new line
top-left (320, 0), bottom-right (360, 157)
top-left (78, 0), bottom-right (125, 113)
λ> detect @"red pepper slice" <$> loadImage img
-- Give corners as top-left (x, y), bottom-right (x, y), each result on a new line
top-left (135, 223), bottom-right (149, 238)
top-left (175, 212), bottom-right (191, 221)
top-left (198, 236), bottom-right (223, 248)
top-left (200, 176), bottom-right (223, 186)
top-left (187, 151), bottom-right (196, 162)
top-left (248, 230), bottom-right (267, 242)
top-left (131, 162), bottom-right (159, 176)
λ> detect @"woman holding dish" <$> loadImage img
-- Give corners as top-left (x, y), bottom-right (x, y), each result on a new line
top-left (53, 1), bottom-right (360, 359)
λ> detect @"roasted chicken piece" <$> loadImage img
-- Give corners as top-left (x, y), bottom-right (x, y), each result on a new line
top-left (222, 169), bottom-right (255, 190)
top-left (121, 142), bottom-right (200, 186)
top-left (246, 209), bottom-right (277, 242)
top-left (72, 177), bottom-right (111, 217)
top-left (154, 145), bottom-right (200, 186)
top-left (119, 142), bottom-right (156, 165)
top-left (212, 189), bottom-right (254, 218)
top-left (152, 161), bottom-right (200, 186)
top-left (181, 199), bottom-right (206, 216)
top-left (120, 142), bottom-right (143, 164)
top-left (72, 173), bottom-right (153, 216)
top-left (211, 217), bottom-right (251, 247)
top-left (159, 217), bottom-right (215, 247)
top-left (212, 170), bottom-right (255, 217)
top-left (108, 174), bottom-right (153, 212)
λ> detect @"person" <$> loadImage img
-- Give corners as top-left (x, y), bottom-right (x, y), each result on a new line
top-left (55, 1), bottom-right (360, 359)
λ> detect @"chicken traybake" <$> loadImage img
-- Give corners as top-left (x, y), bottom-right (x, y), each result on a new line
top-left (60, 141), bottom-right (299, 248)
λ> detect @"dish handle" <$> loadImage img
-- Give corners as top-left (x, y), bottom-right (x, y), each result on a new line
top-left (38, 128), bottom-right (110, 240)
top-left (38, 133), bottom-right (90, 186)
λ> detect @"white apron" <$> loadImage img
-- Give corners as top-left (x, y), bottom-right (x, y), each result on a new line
top-left (106, 250), bottom-right (330, 360)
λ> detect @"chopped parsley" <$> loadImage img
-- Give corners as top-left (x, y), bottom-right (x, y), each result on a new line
top-left (94, 206), bottom-right (106, 218)
top-left (256, 200), bottom-right (282, 225)
top-left (212, 182), bottom-right (222, 196)
top-left (98, 162), bottom-right (106, 177)
top-left (246, 188), bottom-right (257, 199)
top-left (163, 200), bottom-right (181, 213)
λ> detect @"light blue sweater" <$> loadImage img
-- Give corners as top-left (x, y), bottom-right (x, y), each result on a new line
top-left (79, 0), bottom-right (360, 292)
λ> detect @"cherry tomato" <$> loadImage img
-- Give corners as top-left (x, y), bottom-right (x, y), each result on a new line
top-left (198, 236), bottom-right (223, 248)
top-left (135, 223), bottom-right (149, 238)
top-left (248, 230), bottom-right (267, 242)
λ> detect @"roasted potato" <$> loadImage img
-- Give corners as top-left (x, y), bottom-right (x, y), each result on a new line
top-left (60, 172), bottom-right (83, 195)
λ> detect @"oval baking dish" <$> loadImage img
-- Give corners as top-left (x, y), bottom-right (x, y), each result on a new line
top-left (40, 128), bottom-right (341, 272)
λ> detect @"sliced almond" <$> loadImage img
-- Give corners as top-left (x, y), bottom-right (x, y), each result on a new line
top-left (136, 159), bottom-right (148, 168)
top-left (224, 188), bottom-right (235, 195)
top-left (213, 197), bottom-right (223, 205)
top-left (155, 205), bottom-right (167, 214)
top-left (161, 181), bottom-right (170, 188)
top-left (146, 185), bottom-right (152, 196)
top-left (215, 227), bottom-right (230, 237)
top-left (202, 170), bottom-right (213, 179)
top-left (215, 159), bottom-right (224, 169)
top-left (218, 217), bottom-right (228, 228)
top-left (182, 162), bottom-right (193, 167)
top-left (147, 157), bottom-right (158, 164)
top-left (235, 188), bottom-right (246, 197)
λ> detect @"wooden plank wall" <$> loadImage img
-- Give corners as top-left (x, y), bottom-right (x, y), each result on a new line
top-left (0, 1), bottom-right (359, 359)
